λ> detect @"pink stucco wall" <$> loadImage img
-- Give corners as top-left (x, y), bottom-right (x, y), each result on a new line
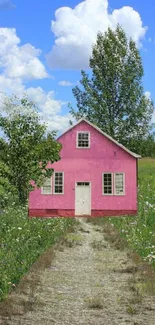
top-left (29, 121), bottom-right (137, 216)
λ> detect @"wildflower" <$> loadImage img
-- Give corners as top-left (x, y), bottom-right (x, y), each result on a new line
top-left (145, 254), bottom-right (155, 262)
top-left (130, 221), bottom-right (137, 225)
top-left (18, 227), bottom-right (22, 230)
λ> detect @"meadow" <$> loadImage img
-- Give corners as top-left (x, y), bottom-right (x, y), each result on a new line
top-left (103, 158), bottom-right (155, 268)
top-left (0, 207), bottom-right (75, 301)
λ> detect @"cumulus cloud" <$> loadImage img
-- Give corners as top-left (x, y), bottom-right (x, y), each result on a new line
top-left (0, 0), bottom-right (15, 10)
top-left (26, 87), bottom-right (70, 132)
top-left (59, 80), bottom-right (74, 86)
top-left (0, 75), bottom-right (24, 95)
top-left (0, 76), bottom-right (71, 132)
top-left (0, 28), bottom-right (48, 80)
top-left (0, 26), bottom-right (70, 132)
top-left (47, 0), bottom-right (147, 69)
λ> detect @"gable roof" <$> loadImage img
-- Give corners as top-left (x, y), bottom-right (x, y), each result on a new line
top-left (57, 118), bottom-right (141, 159)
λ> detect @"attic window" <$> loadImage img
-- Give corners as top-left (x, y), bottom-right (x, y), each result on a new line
top-left (77, 132), bottom-right (90, 148)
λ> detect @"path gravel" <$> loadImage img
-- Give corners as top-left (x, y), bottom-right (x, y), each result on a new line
top-left (0, 219), bottom-right (155, 325)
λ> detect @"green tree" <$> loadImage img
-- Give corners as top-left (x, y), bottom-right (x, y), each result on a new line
top-left (130, 133), bottom-right (155, 157)
top-left (70, 25), bottom-right (154, 149)
top-left (0, 95), bottom-right (61, 205)
top-left (0, 160), bottom-right (18, 208)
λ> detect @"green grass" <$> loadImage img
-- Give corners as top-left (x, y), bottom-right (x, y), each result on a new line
top-left (102, 158), bottom-right (155, 268)
top-left (0, 206), bottom-right (75, 301)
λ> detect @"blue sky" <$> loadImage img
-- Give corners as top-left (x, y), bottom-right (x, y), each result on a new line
top-left (0, 0), bottom-right (155, 132)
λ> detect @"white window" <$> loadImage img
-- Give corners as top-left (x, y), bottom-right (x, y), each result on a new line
top-left (77, 132), bottom-right (90, 148)
top-left (54, 172), bottom-right (64, 194)
top-left (41, 178), bottom-right (52, 194)
top-left (103, 173), bottom-right (113, 195)
top-left (114, 173), bottom-right (125, 195)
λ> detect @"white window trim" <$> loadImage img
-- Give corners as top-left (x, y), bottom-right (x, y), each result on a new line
top-left (76, 131), bottom-right (90, 149)
top-left (53, 171), bottom-right (64, 195)
top-left (114, 172), bottom-right (125, 196)
top-left (102, 173), bottom-right (113, 196)
top-left (41, 178), bottom-right (52, 195)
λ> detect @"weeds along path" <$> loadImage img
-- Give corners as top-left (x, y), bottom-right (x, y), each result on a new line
top-left (0, 219), bottom-right (155, 325)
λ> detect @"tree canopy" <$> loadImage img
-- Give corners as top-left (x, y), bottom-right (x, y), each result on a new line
top-left (69, 25), bottom-right (154, 151)
top-left (0, 95), bottom-right (61, 205)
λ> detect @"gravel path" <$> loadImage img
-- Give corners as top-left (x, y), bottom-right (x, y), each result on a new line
top-left (1, 219), bottom-right (155, 325)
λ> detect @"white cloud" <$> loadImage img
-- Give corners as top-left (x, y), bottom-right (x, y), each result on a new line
top-left (47, 0), bottom-right (147, 69)
top-left (0, 75), bottom-right (24, 95)
top-left (145, 91), bottom-right (151, 100)
top-left (59, 80), bottom-right (74, 86)
top-left (26, 87), bottom-right (64, 115)
top-left (0, 0), bottom-right (14, 10)
top-left (0, 28), bottom-right (48, 80)
top-left (26, 87), bottom-right (70, 132)
top-left (0, 78), bottom-right (71, 132)
top-left (0, 28), bottom-right (70, 133)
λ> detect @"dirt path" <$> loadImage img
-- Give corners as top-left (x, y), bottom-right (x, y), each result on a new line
top-left (0, 219), bottom-right (155, 325)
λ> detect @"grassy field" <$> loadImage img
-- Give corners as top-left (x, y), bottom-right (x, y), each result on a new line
top-left (101, 158), bottom-right (155, 268)
top-left (0, 158), bottom-right (155, 301)
top-left (0, 207), bottom-right (75, 301)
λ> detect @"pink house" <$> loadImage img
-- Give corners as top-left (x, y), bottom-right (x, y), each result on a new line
top-left (29, 119), bottom-right (141, 218)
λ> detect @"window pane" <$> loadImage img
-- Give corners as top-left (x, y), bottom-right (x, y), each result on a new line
top-left (42, 178), bottom-right (51, 194)
top-left (103, 174), bottom-right (112, 194)
top-left (77, 182), bottom-right (89, 186)
top-left (44, 178), bottom-right (51, 186)
top-left (104, 187), bottom-right (108, 194)
top-left (54, 172), bottom-right (63, 194)
top-left (43, 186), bottom-right (51, 194)
top-left (78, 133), bottom-right (89, 148)
top-left (55, 186), bottom-right (63, 193)
top-left (115, 173), bottom-right (124, 195)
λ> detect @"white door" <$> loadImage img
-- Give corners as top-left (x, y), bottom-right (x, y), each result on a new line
top-left (75, 182), bottom-right (91, 216)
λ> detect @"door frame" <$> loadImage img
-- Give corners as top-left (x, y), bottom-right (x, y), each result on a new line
top-left (75, 181), bottom-right (91, 216)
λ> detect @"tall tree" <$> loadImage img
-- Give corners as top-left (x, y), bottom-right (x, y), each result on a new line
top-left (69, 25), bottom-right (154, 148)
top-left (0, 95), bottom-right (61, 205)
